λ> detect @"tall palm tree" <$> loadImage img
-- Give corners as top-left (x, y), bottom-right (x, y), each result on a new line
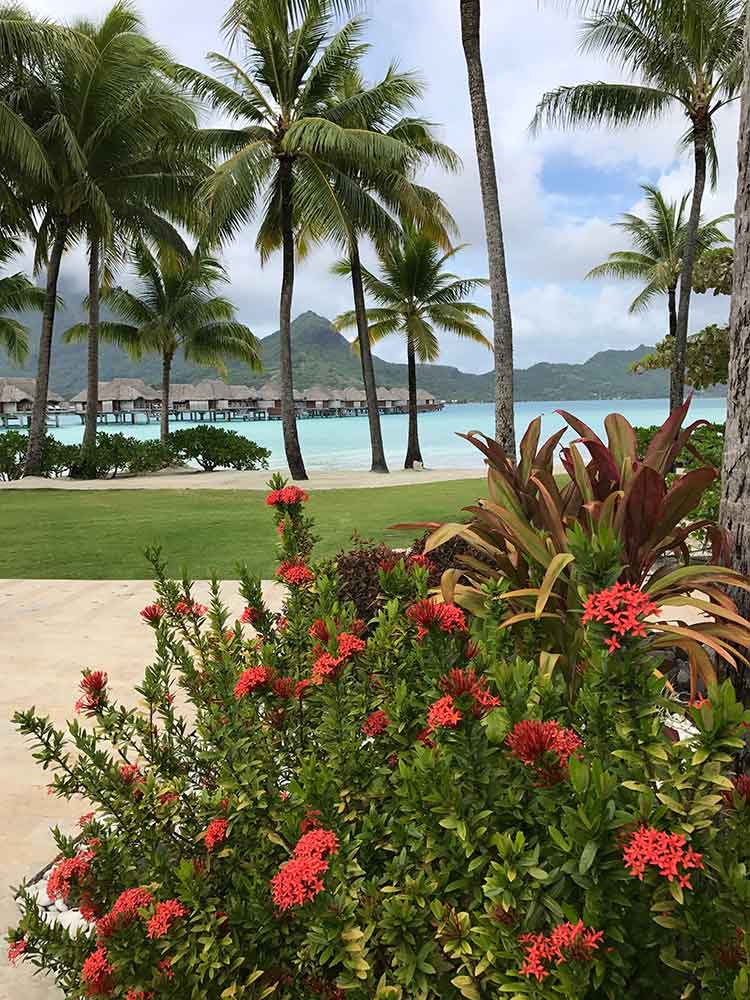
top-left (334, 227), bottom-right (492, 468)
top-left (0, 233), bottom-right (45, 363)
top-left (587, 183), bottom-right (731, 340)
top-left (176, 0), bottom-right (419, 481)
top-left (532, 0), bottom-right (745, 412)
top-left (64, 243), bottom-right (262, 444)
top-left (460, 0), bottom-right (516, 455)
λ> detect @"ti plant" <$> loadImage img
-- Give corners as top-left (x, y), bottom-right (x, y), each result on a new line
top-left (416, 401), bottom-right (750, 700)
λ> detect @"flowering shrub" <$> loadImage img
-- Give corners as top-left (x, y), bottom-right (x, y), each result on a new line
top-left (9, 472), bottom-right (750, 999)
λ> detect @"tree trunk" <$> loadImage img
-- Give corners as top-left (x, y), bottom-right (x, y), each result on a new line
top-left (350, 238), bottom-right (388, 473)
top-left (720, 1), bottom-right (750, 640)
top-left (404, 335), bottom-right (423, 469)
top-left (672, 122), bottom-right (708, 411)
top-left (83, 236), bottom-right (100, 453)
top-left (460, 0), bottom-right (515, 455)
top-left (24, 223), bottom-right (67, 476)
top-left (278, 157), bottom-right (307, 481)
top-left (667, 285), bottom-right (677, 341)
top-left (160, 350), bottom-right (172, 446)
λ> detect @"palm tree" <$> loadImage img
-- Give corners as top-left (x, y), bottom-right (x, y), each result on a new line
top-left (721, 0), bottom-right (750, 629)
top-left (64, 243), bottom-right (262, 444)
top-left (587, 183), bottom-right (731, 341)
top-left (460, 0), bottom-right (516, 455)
top-left (334, 227), bottom-right (492, 468)
top-left (0, 233), bottom-right (45, 363)
top-left (176, 0), bottom-right (420, 481)
top-left (532, 0), bottom-right (745, 412)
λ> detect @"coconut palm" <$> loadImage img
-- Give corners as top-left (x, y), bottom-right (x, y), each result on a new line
top-left (175, 0), bottom-right (422, 481)
top-left (460, 0), bottom-right (515, 455)
top-left (587, 183), bottom-right (731, 339)
top-left (0, 233), bottom-right (45, 364)
top-left (532, 0), bottom-right (745, 412)
top-left (334, 227), bottom-right (492, 468)
top-left (64, 243), bottom-right (262, 444)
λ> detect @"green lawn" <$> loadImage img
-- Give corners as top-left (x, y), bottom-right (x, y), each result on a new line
top-left (0, 479), bottom-right (485, 579)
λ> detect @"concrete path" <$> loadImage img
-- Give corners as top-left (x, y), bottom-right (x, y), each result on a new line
top-left (0, 579), bottom-right (283, 1000)
top-left (0, 467), bottom-right (485, 492)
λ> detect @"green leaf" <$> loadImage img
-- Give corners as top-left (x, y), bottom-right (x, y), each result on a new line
top-left (579, 840), bottom-right (598, 874)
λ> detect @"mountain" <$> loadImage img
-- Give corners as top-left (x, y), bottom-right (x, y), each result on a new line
top-left (0, 307), bottom-right (726, 401)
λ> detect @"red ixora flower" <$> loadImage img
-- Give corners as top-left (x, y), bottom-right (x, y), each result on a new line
top-left (406, 599), bottom-right (467, 640)
top-left (270, 826), bottom-right (339, 911)
top-left (337, 632), bottom-right (366, 658)
top-left (126, 991), bottom-right (155, 1000)
top-left (623, 826), bottom-right (704, 889)
top-left (311, 651), bottom-right (345, 685)
top-left (174, 599), bottom-right (208, 618)
top-left (723, 774), bottom-right (750, 808)
top-left (506, 720), bottom-right (582, 786)
top-left (96, 887), bottom-right (154, 938)
top-left (119, 762), bottom-right (144, 799)
top-left (519, 920), bottom-right (604, 982)
top-left (309, 619), bottom-right (330, 642)
top-left (240, 605), bottom-right (261, 625)
top-left (81, 945), bottom-right (114, 997)
top-left (427, 694), bottom-right (463, 730)
top-left (147, 899), bottom-right (187, 939)
top-left (362, 709), bottom-right (390, 738)
top-left (7, 937), bottom-right (26, 965)
top-left (294, 678), bottom-right (314, 699)
top-left (75, 671), bottom-right (108, 716)
top-left (582, 582), bottom-right (659, 653)
top-left (47, 849), bottom-right (95, 902)
top-left (204, 818), bottom-right (229, 852)
top-left (139, 603), bottom-right (164, 624)
top-left (277, 561), bottom-right (315, 587)
top-left (300, 808), bottom-right (322, 833)
top-left (234, 664), bottom-right (273, 699)
top-left (439, 668), bottom-right (500, 718)
top-left (266, 485), bottom-right (309, 507)
top-left (79, 811), bottom-right (95, 828)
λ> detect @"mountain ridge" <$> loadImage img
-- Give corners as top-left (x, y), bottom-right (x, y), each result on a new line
top-left (0, 308), bottom-right (726, 401)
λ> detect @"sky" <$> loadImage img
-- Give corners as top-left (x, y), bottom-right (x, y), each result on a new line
top-left (24, 0), bottom-right (739, 374)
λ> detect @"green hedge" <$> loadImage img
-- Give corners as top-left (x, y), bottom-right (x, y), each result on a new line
top-left (634, 421), bottom-right (724, 523)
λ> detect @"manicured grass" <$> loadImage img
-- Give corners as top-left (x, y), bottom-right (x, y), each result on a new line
top-left (0, 479), bottom-right (486, 579)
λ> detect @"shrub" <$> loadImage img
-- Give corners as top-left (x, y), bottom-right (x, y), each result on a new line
top-left (9, 460), bottom-right (750, 1000)
top-left (0, 431), bottom-right (79, 480)
top-left (168, 426), bottom-right (271, 472)
top-left (332, 537), bottom-right (401, 622)
top-left (70, 434), bottom-right (174, 480)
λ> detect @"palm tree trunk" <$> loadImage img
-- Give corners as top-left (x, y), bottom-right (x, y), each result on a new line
top-left (160, 350), bottom-right (172, 446)
top-left (279, 156), bottom-right (307, 481)
top-left (720, 0), bottom-right (750, 641)
top-left (667, 285), bottom-right (677, 341)
top-left (460, 0), bottom-right (515, 456)
top-left (672, 122), bottom-right (708, 411)
top-left (83, 236), bottom-right (100, 453)
top-left (24, 223), bottom-right (67, 476)
top-left (350, 238), bottom-right (388, 473)
top-left (404, 335), bottom-right (423, 469)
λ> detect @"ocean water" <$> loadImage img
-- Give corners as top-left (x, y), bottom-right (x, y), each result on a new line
top-left (43, 397), bottom-right (728, 472)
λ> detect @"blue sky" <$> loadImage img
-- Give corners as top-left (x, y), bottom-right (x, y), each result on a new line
top-left (27, 0), bottom-right (738, 373)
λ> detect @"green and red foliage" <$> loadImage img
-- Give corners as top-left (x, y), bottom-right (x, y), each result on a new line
top-left (417, 401), bottom-right (750, 701)
top-left (9, 461), bottom-right (750, 1000)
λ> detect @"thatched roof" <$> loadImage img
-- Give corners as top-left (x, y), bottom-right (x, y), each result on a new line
top-left (70, 379), bottom-right (159, 403)
top-left (0, 377), bottom-right (63, 403)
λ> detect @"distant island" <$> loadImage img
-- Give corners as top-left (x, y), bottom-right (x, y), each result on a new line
top-left (0, 308), bottom-right (726, 402)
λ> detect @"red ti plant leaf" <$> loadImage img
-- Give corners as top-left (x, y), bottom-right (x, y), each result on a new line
top-left (647, 468), bottom-right (718, 546)
top-left (518, 417), bottom-right (541, 485)
top-left (604, 413), bottom-right (638, 471)
top-left (619, 465), bottom-right (666, 582)
top-left (534, 427), bottom-right (567, 473)
top-left (577, 437), bottom-right (622, 499)
top-left (556, 409), bottom-right (603, 445)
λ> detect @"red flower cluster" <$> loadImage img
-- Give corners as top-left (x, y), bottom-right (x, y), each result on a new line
top-left (439, 668), bottom-right (500, 717)
top-left (406, 599), bottom-right (467, 640)
top-left (47, 849), bottom-right (95, 902)
top-left (270, 827), bottom-right (339, 911)
top-left (204, 817), bottom-right (229, 852)
top-left (506, 720), bottom-right (582, 786)
top-left (126, 991), bottom-right (154, 1000)
top-left (174, 599), bottom-right (208, 618)
top-left (622, 826), bottom-right (704, 889)
top-left (146, 899), bottom-right (187, 939)
top-left (407, 553), bottom-right (434, 572)
top-left (240, 605), bottom-right (260, 625)
top-left (119, 763), bottom-right (144, 799)
top-left (277, 561), bottom-right (315, 587)
top-left (75, 671), bottom-right (108, 716)
top-left (300, 808), bottom-right (322, 833)
top-left (234, 664), bottom-right (272, 699)
top-left (295, 678), bottom-right (314, 699)
top-left (7, 937), bottom-right (26, 966)
top-left (81, 945), bottom-right (114, 997)
top-left (723, 774), bottom-right (750, 808)
top-left (311, 632), bottom-right (368, 684)
top-left (362, 709), bottom-right (390, 737)
top-left (272, 676), bottom-right (296, 700)
top-left (519, 920), bottom-right (604, 982)
top-left (79, 811), bottom-right (95, 828)
top-left (309, 619), bottom-right (330, 642)
top-left (97, 887), bottom-right (154, 938)
top-left (157, 957), bottom-right (174, 979)
top-left (427, 694), bottom-right (462, 730)
top-left (582, 582), bottom-right (659, 653)
top-left (139, 603), bottom-right (164, 624)
top-left (266, 485), bottom-right (309, 507)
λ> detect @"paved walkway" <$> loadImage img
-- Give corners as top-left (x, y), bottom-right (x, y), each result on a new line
top-left (0, 579), bottom-right (283, 1000)
top-left (0, 467), bottom-right (485, 492)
